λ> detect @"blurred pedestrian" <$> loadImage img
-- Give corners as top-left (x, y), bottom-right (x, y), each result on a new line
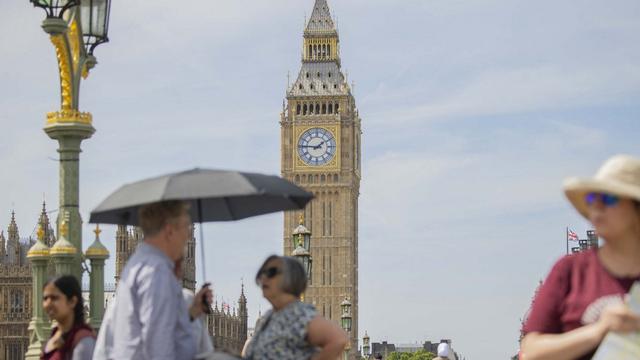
top-left (521, 155), bottom-right (640, 360)
top-left (434, 342), bottom-right (450, 360)
top-left (110, 201), bottom-right (201, 360)
top-left (242, 255), bottom-right (347, 360)
top-left (94, 253), bottom-right (212, 360)
top-left (42, 275), bottom-right (95, 360)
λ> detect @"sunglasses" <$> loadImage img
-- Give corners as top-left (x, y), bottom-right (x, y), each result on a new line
top-left (585, 192), bottom-right (620, 207)
top-left (259, 266), bottom-right (281, 279)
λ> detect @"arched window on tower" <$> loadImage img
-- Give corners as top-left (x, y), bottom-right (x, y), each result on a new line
top-left (335, 103), bottom-right (340, 114)
top-left (10, 290), bottom-right (23, 313)
top-left (296, 104), bottom-right (301, 115)
top-left (308, 44), bottom-right (312, 58)
top-left (328, 103), bottom-right (333, 113)
top-left (327, 44), bottom-right (331, 57)
top-left (328, 201), bottom-right (333, 236)
top-left (322, 103), bottom-right (327, 114)
top-left (303, 104), bottom-right (307, 115)
top-left (315, 103), bottom-right (320, 113)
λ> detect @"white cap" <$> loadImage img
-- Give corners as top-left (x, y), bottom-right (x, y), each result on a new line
top-left (437, 342), bottom-right (450, 357)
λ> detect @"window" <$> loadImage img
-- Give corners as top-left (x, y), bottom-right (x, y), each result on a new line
top-left (328, 72), bottom-right (332, 77)
top-left (10, 290), bottom-right (23, 313)
top-left (299, 84), bottom-right (303, 90)
top-left (310, 84), bottom-right (314, 90)
top-left (328, 201), bottom-right (332, 236)
top-left (322, 202), bottom-right (327, 236)
top-left (296, 104), bottom-right (301, 115)
top-left (322, 253), bottom-right (326, 285)
top-left (306, 72), bottom-right (309, 78)
top-left (328, 255), bottom-right (332, 285)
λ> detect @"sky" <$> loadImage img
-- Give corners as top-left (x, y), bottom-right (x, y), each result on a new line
top-left (1, 0), bottom-right (640, 358)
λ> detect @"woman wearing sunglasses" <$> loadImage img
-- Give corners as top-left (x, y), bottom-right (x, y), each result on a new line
top-left (521, 155), bottom-right (640, 360)
top-left (242, 255), bottom-right (348, 360)
top-left (41, 275), bottom-right (96, 360)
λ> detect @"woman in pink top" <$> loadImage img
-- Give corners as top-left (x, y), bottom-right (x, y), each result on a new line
top-left (521, 155), bottom-right (640, 360)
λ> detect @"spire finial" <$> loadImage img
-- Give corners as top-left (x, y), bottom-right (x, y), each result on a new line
top-left (94, 224), bottom-right (102, 238)
top-left (299, 213), bottom-right (304, 225)
top-left (60, 219), bottom-right (68, 238)
top-left (37, 224), bottom-right (45, 241)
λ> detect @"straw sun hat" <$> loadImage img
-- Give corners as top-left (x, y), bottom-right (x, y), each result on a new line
top-left (564, 154), bottom-right (640, 219)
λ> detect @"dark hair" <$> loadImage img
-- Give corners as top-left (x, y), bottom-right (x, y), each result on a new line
top-left (44, 275), bottom-right (85, 326)
top-left (138, 201), bottom-right (190, 236)
top-left (255, 255), bottom-right (307, 297)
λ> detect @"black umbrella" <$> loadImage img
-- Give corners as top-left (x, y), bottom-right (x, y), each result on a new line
top-left (89, 168), bottom-right (312, 225)
top-left (89, 168), bottom-right (313, 306)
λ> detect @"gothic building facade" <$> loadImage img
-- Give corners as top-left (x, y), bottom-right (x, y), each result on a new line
top-left (281, 0), bottom-right (362, 356)
top-left (115, 225), bottom-right (247, 354)
top-left (207, 286), bottom-right (248, 355)
top-left (0, 204), bottom-right (55, 360)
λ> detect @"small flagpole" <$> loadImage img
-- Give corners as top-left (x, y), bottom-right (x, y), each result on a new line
top-left (566, 227), bottom-right (569, 255)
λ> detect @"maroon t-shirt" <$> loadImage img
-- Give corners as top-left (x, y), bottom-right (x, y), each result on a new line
top-left (523, 249), bottom-right (640, 359)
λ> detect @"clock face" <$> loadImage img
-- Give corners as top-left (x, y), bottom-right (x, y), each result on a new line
top-left (297, 127), bottom-right (337, 166)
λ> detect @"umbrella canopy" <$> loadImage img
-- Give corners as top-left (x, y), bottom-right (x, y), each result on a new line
top-left (89, 168), bottom-right (313, 225)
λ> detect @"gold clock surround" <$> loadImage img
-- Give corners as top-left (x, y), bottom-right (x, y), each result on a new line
top-left (293, 124), bottom-right (341, 171)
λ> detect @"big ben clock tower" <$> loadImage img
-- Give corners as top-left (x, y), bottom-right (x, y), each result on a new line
top-left (281, 0), bottom-right (362, 357)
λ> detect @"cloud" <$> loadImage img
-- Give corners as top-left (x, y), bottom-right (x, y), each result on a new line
top-left (367, 64), bottom-right (640, 125)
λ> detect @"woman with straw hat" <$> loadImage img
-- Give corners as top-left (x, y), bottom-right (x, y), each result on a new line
top-left (521, 155), bottom-right (640, 360)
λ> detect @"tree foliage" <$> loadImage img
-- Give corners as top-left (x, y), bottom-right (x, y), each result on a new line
top-left (385, 350), bottom-right (434, 360)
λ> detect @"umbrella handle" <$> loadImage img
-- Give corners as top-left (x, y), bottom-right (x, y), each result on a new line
top-left (197, 200), bottom-right (211, 314)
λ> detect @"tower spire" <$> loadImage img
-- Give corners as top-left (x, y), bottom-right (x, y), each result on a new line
top-left (305, 0), bottom-right (335, 33)
top-left (8, 211), bottom-right (19, 244)
top-left (0, 231), bottom-right (5, 259)
top-left (38, 200), bottom-right (55, 247)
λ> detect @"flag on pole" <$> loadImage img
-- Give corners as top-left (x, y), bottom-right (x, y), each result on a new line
top-left (568, 229), bottom-right (579, 241)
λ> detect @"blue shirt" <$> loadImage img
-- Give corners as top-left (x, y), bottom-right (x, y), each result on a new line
top-left (111, 242), bottom-right (196, 360)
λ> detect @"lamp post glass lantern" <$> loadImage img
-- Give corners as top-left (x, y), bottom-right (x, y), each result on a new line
top-left (292, 236), bottom-right (312, 278)
top-left (80, 0), bottom-right (111, 54)
top-left (341, 298), bottom-right (352, 332)
top-left (30, 0), bottom-right (78, 18)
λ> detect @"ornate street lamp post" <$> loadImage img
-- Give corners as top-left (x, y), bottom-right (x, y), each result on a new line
top-left (291, 215), bottom-right (312, 300)
top-left (341, 298), bottom-right (352, 360)
top-left (26, 0), bottom-right (111, 356)
top-left (362, 331), bottom-right (370, 359)
top-left (29, 0), bottom-right (111, 278)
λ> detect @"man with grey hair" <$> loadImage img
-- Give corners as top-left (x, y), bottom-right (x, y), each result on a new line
top-left (106, 201), bottom-right (212, 360)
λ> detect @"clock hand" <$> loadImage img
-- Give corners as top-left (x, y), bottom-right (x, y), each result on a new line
top-left (313, 141), bottom-right (325, 150)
